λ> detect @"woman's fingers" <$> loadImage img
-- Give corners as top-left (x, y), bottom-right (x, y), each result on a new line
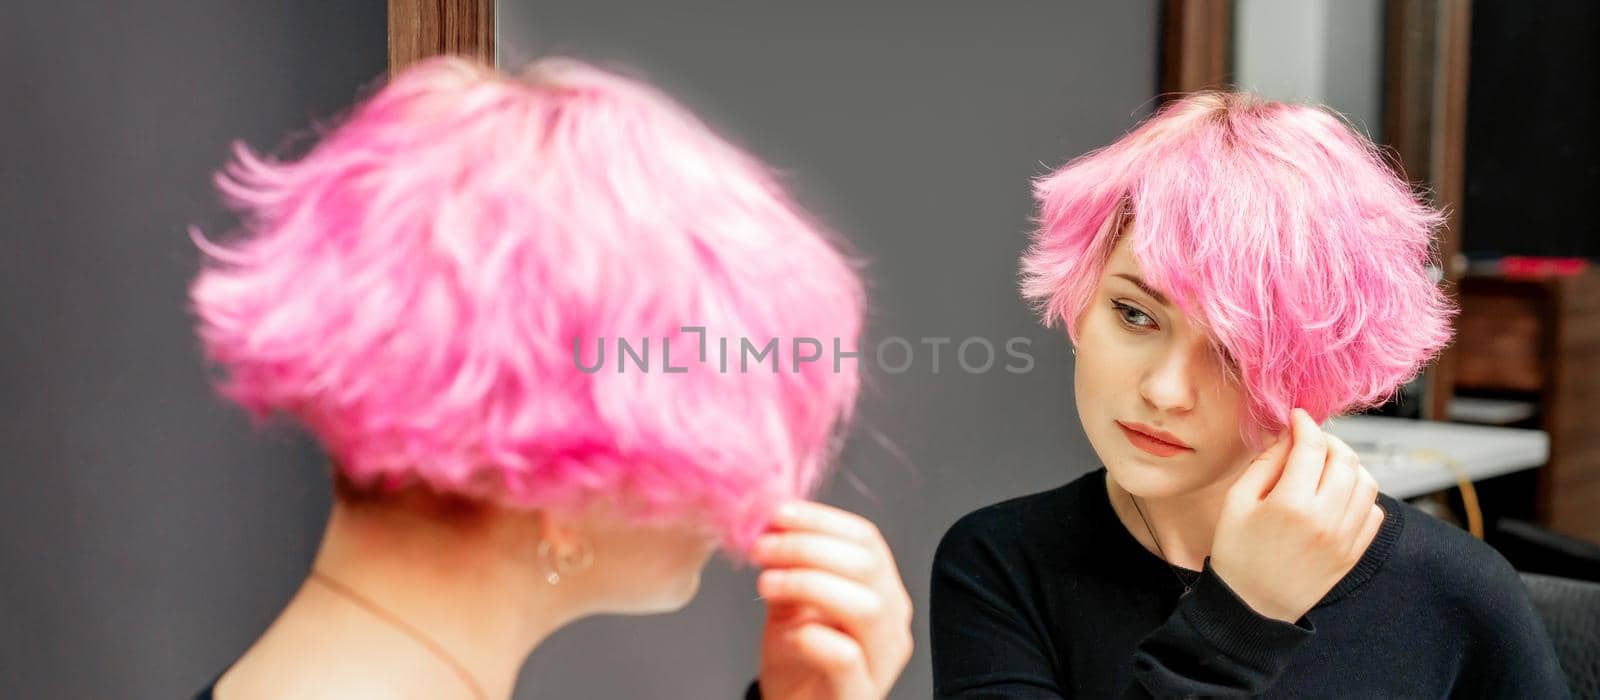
top-left (1212, 411), bottom-right (1390, 623)
top-left (760, 616), bottom-right (873, 699)
top-left (1272, 409), bottom-right (1330, 503)
top-left (759, 500), bottom-right (914, 695)
top-left (1314, 439), bottom-right (1357, 510)
top-left (769, 501), bottom-right (888, 552)
top-left (1317, 433), bottom-right (1354, 492)
top-left (765, 500), bottom-right (911, 613)
top-left (1316, 434), bottom-right (1360, 528)
top-left (752, 532), bottom-right (878, 583)
top-left (1352, 503), bottom-right (1385, 559)
top-left (1319, 434), bottom-right (1381, 542)
top-left (1232, 428), bottom-right (1292, 502)
top-left (770, 622), bottom-right (870, 681)
top-left (758, 568), bottom-right (883, 638)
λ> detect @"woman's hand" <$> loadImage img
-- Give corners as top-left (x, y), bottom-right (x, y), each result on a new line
top-left (1210, 408), bottom-right (1385, 623)
top-left (753, 501), bottom-right (913, 700)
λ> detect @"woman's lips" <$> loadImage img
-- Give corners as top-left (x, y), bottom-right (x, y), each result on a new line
top-left (1117, 421), bottom-right (1193, 458)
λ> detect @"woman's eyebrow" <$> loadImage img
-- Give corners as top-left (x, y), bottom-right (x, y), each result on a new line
top-left (1112, 273), bottom-right (1171, 307)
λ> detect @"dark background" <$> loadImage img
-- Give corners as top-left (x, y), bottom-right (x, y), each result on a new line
top-left (1462, 0), bottom-right (1599, 259)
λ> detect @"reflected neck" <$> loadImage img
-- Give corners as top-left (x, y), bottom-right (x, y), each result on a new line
top-left (219, 497), bottom-right (586, 700)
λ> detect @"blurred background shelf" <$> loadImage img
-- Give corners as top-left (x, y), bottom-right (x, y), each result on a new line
top-left (1454, 268), bottom-right (1600, 542)
top-left (1447, 396), bottom-right (1538, 425)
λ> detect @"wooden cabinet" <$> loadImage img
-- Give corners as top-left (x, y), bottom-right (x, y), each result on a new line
top-left (1455, 269), bottom-right (1600, 541)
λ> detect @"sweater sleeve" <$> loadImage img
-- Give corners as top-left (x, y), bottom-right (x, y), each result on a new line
top-left (1124, 561), bottom-right (1314, 697)
top-left (932, 513), bottom-right (1314, 698)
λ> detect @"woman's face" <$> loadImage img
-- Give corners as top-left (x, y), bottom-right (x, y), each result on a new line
top-left (1073, 233), bottom-right (1265, 500)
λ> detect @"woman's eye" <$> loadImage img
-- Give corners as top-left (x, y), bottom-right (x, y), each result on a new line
top-left (1112, 301), bottom-right (1155, 329)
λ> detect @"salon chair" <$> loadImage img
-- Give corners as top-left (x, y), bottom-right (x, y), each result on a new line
top-left (1521, 572), bottom-right (1600, 698)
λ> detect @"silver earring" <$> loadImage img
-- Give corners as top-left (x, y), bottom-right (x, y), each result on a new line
top-left (538, 539), bottom-right (595, 585)
top-left (1071, 347), bottom-right (1077, 356)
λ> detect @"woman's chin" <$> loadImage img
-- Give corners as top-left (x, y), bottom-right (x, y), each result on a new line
top-left (662, 570), bottom-right (703, 612)
top-left (1105, 459), bottom-right (1193, 500)
top-left (620, 569), bottom-right (703, 615)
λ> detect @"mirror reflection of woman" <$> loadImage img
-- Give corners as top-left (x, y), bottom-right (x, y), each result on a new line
top-left (932, 93), bottom-right (1568, 697)
top-left (190, 57), bottom-right (911, 700)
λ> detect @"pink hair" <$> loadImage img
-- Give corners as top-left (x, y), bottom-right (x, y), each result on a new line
top-left (1021, 92), bottom-right (1454, 438)
top-left (189, 57), bottom-right (865, 551)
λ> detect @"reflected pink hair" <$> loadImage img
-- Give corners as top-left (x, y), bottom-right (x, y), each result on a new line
top-left (190, 57), bottom-right (864, 550)
top-left (1021, 92), bottom-right (1454, 437)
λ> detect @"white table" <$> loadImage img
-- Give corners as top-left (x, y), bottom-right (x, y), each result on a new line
top-left (1324, 415), bottom-right (1550, 499)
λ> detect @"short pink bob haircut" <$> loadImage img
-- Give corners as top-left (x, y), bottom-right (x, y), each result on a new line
top-left (190, 57), bottom-right (864, 551)
top-left (1021, 92), bottom-right (1454, 438)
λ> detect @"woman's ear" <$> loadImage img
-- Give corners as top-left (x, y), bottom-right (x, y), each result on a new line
top-left (534, 510), bottom-right (595, 584)
top-left (535, 510), bottom-right (580, 550)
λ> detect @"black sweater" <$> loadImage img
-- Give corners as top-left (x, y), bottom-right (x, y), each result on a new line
top-left (931, 468), bottom-right (1569, 698)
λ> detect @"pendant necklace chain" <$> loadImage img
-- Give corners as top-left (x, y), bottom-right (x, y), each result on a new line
top-left (1128, 493), bottom-right (1195, 596)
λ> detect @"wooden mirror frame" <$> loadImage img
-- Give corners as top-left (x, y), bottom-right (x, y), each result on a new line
top-left (388, 0), bottom-right (495, 74)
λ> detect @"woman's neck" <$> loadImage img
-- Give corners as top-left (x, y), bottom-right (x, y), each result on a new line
top-left (1105, 470), bottom-right (1235, 571)
top-left (218, 497), bottom-right (580, 700)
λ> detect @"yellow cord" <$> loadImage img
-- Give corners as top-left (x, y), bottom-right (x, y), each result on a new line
top-left (1408, 448), bottom-right (1484, 539)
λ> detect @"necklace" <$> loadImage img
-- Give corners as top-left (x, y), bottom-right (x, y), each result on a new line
top-left (1127, 494), bottom-right (1195, 596)
top-left (308, 570), bottom-right (489, 700)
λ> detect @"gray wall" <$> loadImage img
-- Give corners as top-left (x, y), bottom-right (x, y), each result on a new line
top-left (498, 2), bottom-right (1157, 697)
top-left (0, 1), bottom-right (1155, 697)
top-left (1, 2), bottom-right (383, 697)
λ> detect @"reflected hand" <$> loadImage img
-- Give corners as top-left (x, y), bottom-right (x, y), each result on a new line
top-left (754, 501), bottom-right (913, 700)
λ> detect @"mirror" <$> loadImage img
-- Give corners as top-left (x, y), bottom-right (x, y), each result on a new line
top-left (1231, 0), bottom-right (1385, 140)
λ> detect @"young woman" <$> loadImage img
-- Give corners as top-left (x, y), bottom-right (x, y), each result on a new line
top-left (190, 57), bottom-right (911, 699)
top-left (931, 92), bottom-right (1567, 697)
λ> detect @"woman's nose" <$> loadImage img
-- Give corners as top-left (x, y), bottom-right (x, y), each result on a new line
top-left (1139, 347), bottom-right (1198, 414)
